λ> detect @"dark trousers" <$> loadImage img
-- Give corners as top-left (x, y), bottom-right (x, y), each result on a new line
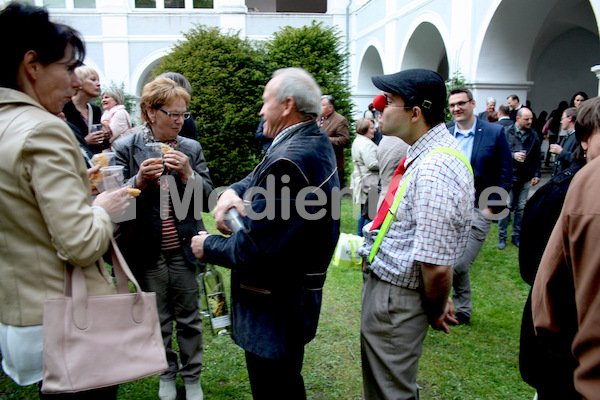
top-left (245, 347), bottom-right (306, 400)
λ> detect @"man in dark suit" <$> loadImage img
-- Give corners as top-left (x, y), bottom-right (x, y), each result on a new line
top-left (319, 95), bottom-right (350, 186)
top-left (191, 67), bottom-right (340, 400)
top-left (448, 88), bottom-right (513, 324)
top-left (508, 94), bottom-right (523, 121)
top-left (495, 104), bottom-right (513, 127)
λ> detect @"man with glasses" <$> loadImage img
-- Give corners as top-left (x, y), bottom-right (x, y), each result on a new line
top-left (448, 87), bottom-right (512, 324)
top-left (358, 69), bottom-right (474, 399)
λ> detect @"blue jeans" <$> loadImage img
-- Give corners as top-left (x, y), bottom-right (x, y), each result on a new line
top-left (499, 181), bottom-right (530, 241)
top-left (357, 204), bottom-right (372, 236)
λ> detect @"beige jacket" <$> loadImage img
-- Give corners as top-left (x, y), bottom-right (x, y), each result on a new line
top-left (533, 155), bottom-right (600, 399)
top-left (350, 134), bottom-right (379, 204)
top-left (0, 88), bottom-right (114, 327)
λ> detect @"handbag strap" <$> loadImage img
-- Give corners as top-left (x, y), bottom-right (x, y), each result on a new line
top-left (66, 237), bottom-right (147, 329)
top-left (367, 147), bottom-right (473, 264)
top-left (87, 103), bottom-right (93, 133)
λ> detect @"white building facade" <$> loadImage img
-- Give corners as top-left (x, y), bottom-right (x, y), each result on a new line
top-left (8, 0), bottom-right (600, 118)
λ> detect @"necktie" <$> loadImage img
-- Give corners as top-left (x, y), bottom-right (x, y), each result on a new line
top-left (370, 157), bottom-right (407, 230)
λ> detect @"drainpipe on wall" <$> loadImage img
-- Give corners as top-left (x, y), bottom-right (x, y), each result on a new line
top-left (346, 0), bottom-right (351, 72)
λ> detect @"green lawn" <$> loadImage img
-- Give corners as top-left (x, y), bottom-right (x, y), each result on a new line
top-left (1, 197), bottom-right (533, 399)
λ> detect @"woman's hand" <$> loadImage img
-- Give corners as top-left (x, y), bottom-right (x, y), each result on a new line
top-left (92, 186), bottom-right (132, 220)
top-left (84, 129), bottom-right (105, 146)
top-left (87, 165), bottom-right (101, 196)
top-left (164, 149), bottom-right (194, 182)
top-left (135, 158), bottom-right (163, 190)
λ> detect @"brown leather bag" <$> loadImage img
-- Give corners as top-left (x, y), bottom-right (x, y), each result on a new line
top-left (41, 238), bottom-right (167, 393)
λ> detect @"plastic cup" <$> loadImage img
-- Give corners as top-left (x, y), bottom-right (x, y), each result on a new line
top-left (101, 151), bottom-right (116, 166)
top-left (100, 166), bottom-right (124, 192)
top-left (145, 143), bottom-right (163, 160)
top-left (90, 123), bottom-right (103, 133)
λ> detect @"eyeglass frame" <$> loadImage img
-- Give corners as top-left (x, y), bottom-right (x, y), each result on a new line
top-left (158, 108), bottom-right (191, 121)
top-left (448, 99), bottom-right (474, 109)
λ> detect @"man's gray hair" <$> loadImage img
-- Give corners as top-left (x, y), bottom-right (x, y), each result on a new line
top-left (272, 68), bottom-right (322, 119)
top-left (486, 97), bottom-right (496, 105)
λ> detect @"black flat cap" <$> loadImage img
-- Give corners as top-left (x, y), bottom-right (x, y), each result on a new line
top-left (371, 69), bottom-right (446, 111)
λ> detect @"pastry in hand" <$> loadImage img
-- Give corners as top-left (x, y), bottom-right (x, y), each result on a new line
top-left (91, 153), bottom-right (109, 167)
top-left (161, 144), bottom-right (172, 155)
top-left (127, 188), bottom-right (141, 197)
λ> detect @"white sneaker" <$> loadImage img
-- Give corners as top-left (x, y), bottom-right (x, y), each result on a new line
top-left (185, 381), bottom-right (204, 400)
top-left (159, 379), bottom-right (177, 400)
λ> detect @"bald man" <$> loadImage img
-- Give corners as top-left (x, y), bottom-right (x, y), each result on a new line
top-left (498, 107), bottom-right (541, 249)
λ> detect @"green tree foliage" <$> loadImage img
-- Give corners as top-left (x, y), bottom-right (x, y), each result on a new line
top-left (265, 21), bottom-right (354, 121)
top-left (445, 69), bottom-right (467, 122)
top-left (154, 26), bottom-right (267, 187)
top-left (265, 21), bottom-right (355, 186)
top-left (155, 22), bottom-right (354, 186)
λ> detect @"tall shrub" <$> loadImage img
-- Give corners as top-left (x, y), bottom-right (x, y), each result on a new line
top-left (155, 25), bottom-right (267, 187)
top-left (266, 21), bottom-right (355, 185)
top-left (265, 21), bottom-right (354, 120)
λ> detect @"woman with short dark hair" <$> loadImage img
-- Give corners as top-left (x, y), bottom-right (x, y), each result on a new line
top-left (0, 2), bottom-right (130, 398)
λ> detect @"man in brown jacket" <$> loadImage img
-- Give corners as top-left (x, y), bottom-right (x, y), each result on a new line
top-left (533, 96), bottom-right (600, 399)
top-left (319, 95), bottom-right (350, 185)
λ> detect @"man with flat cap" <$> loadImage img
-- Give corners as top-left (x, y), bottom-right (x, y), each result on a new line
top-left (358, 69), bottom-right (475, 399)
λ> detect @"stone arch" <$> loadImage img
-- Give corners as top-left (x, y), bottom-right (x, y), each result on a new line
top-left (474, 0), bottom-right (600, 114)
top-left (131, 49), bottom-right (170, 98)
top-left (400, 18), bottom-right (449, 81)
top-left (355, 42), bottom-right (384, 116)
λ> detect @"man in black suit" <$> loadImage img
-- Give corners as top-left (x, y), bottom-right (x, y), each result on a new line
top-left (508, 94), bottom-right (523, 121)
top-left (495, 104), bottom-right (513, 127)
top-left (448, 88), bottom-right (513, 324)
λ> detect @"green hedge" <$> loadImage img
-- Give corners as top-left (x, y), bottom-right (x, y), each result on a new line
top-left (154, 22), bottom-right (354, 187)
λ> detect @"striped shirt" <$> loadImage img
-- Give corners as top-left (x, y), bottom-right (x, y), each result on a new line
top-left (358, 123), bottom-right (475, 289)
top-left (159, 145), bottom-right (181, 251)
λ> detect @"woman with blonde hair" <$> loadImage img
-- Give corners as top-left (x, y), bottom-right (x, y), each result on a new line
top-left (100, 87), bottom-right (132, 146)
top-left (63, 65), bottom-right (107, 153)
top-left (351, 117), bottom-right (379, 236)
top-left (114, 76), bottom-right (214, 400)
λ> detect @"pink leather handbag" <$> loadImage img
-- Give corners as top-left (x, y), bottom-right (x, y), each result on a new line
top-left (41, 238), bottom-right (167, 393)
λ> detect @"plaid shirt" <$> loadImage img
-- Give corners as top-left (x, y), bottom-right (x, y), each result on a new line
top-left (358, 123), bottom-right (475, 289)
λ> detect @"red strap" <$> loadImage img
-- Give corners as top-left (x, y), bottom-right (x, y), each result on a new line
top-left (370, 157), bottom-right (407, 230)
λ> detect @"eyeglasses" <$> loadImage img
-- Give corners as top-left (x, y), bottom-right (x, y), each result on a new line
top-left (448, 100), bottom-right (473, 109)
top-left (159, 108), bottom-right (191, 121)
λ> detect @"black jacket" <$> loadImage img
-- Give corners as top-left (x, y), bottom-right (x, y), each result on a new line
top-left (553, 131), bottom-right (577, 175)
top-left (63, 101), bottom-right (104, 153)
top-left (204, 121), bottom-right (341, 359)
top-left (504, 124), bottom-right (541, 183)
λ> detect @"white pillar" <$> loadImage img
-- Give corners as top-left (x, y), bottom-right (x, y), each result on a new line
top-left (591, 65), bottom-right (600, 96)
top-left (99, 11), bottom-right (131, 92)
top-left (214, 0), bottom-right (247, 37)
